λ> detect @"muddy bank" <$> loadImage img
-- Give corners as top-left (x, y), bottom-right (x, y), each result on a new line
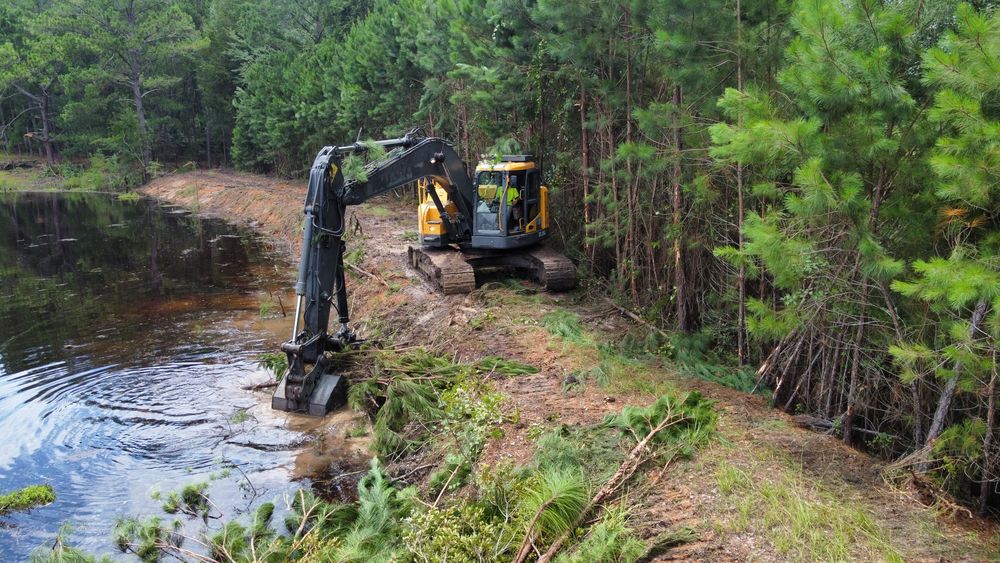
top-left (142, 170), bottom-right (305, 253)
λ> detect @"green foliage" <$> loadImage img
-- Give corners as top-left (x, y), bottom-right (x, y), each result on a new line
top-left (931, 418), bottom-right (988, 495)
top-left (256, 351), bottom-right (288, 382)
top-left (60, 155), bottom-right (137, 191)
top-left (402, 503), bottom-right (518, 561)
top-left (113, 516), bottom-right (182, 562)
top-left (605, 392), bottom-right (717, 452)
top-left (543, 310), bottom-right (588, 344)
top-left (554, 505), bottom-right (646, 563)
top-left (30, 523), bottom-right (114, 563)
top-left (347, 349), bottom-right (533, 457)
top-left (0, 484), bottom-right (56, 514)
top-left (672, 332), bottom-right (765, 394)
top-left (160, 481), bottom-right (210, 518)
top-left (520, 468), bottom-right (591, 542)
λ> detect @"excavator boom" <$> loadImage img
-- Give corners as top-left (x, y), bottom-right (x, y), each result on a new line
top-left (273, 130), bottom-right (478, 414)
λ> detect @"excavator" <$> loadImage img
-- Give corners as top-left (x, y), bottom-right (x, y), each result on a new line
top-left (272, 129), bottom-right (575, 415)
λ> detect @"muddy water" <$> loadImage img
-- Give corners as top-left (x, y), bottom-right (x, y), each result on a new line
top-left (0, 192), bottom-right (308, 559)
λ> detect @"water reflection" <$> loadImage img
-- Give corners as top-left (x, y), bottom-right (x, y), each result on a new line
top-left (0, 192), bottom-right (302, 559)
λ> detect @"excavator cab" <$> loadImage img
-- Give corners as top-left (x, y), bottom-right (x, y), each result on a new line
top-left (417, 155), bottom-right (549, 250)
top-left (468, 156), bottom-right (548, 249)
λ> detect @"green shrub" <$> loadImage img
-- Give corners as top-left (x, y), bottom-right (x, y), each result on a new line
top-left (402, 503), bottom-right (518, 562)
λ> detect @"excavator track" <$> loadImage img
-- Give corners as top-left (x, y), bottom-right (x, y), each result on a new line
top-left (523, 247), bottom-right (577, 291)
top-left (407, 244), bottom-right (576, 293)
top-left (408, 245), bottom-right (477, 294)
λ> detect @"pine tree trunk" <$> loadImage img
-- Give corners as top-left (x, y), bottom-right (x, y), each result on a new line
top-left (981, 359), bottom-right (996, 515)
top-left (0, 100), bottom-right (7, 152)
top-left (125, 2), bottom-right (151, 174)
top-left (205, 117), bottom-right (212, 169)
top-left (672, 85), bottom-right (687, 332)
top-left (580, 84), bottom-right (590, 257)
top-left (40, 92), bottom-right (54, 165)
top-left (736, 0), bottom-right (747, 364)
top-left (920, 299), bottom-right (989, 471)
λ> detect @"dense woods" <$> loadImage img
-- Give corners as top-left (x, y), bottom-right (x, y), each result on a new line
top-left (3, 0), bottom-right (1000, 511)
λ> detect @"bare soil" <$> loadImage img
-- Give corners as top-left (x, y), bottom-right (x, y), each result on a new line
top-left (143, 169), bottom-right (1000, 562)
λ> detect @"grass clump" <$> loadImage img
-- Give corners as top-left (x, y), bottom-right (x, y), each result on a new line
top-left (0, 484), bottom-right (56, 514)
top-left (715, 458), bottom-right (902, 562)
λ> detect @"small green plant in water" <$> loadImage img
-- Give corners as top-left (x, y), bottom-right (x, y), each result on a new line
top-left (0, 484), bottom-right (55, 514)
top-left (258, 300), bottom-right (276, 318)
top-left (161, 481), bottom-right (210, 518)
top-left (230, 408), bottom-right (251, 425)
top-left (256, 352), bottom-right (288, 382)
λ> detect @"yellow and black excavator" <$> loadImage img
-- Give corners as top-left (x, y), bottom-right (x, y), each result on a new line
top-left (272, 129), bottom-right (575, 415)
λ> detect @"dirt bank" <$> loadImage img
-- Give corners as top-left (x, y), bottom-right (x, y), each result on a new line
top-left (143, 169), bottom-right (999, 561)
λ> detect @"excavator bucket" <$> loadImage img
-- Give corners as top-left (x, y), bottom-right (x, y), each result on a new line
top-left (271, 369), bottom-right (347, 416)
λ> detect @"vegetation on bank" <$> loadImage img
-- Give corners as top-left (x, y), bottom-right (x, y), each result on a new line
top-left (28, 345), bottom-right (715, 562)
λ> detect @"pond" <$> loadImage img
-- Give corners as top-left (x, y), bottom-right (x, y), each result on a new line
top-left (0, 191), bottom-right (307, 559)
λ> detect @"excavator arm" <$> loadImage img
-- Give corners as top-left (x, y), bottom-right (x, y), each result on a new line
top-left (272, 129), bottom-right (475, 415)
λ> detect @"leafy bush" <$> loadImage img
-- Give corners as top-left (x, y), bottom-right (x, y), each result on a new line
top-left (61, 154), bottom-right (138, 191)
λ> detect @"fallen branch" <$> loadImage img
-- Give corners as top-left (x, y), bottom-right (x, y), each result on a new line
top-left (241, 380), bottom-right (279, 391)
top-left (390, 463), bottom-right (436, 484)
top-left (528, 412), bottom-right (688, 563)
top-left (603, 298), bottom-right (670, 339)
top-left (792, 414), bottom-right (894, 438)
top-left (348, 263), bottom-right (390, 288)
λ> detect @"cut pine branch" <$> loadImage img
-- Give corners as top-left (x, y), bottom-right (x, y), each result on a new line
top-left (533, 413), bottom-right (689, 563)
